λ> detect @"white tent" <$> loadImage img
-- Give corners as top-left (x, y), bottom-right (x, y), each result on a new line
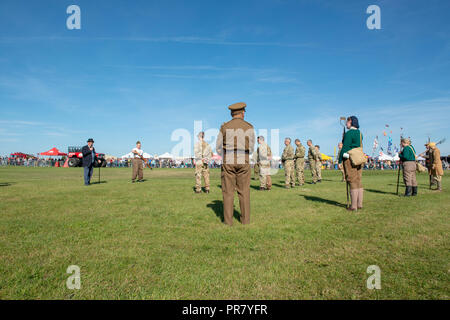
top-left (158, 152), bottom-right (174, 159)
top-left (376, 152), bottom-right (394, 161)
top-left (121, 152), bottom-right (153, 159)
top-left (393, 153), bottom-right (400, 161)
top-left (121, 152), bottom-right (133, 159)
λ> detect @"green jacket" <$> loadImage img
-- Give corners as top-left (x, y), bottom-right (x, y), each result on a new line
top-left (399, 145), bottom-right (416, 162)
top-left (338, 129), bottom-right (362, 163)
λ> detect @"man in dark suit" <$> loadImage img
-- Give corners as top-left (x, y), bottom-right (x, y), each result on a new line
top-left (82, 138), bottom-right (101, 186)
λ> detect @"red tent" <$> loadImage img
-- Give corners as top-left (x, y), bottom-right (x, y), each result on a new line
top-left (40, 147), bottom-right (67, 156)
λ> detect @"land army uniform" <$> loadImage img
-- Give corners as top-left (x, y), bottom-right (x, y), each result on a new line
top-left (216, 102), bottom-right (255, 226)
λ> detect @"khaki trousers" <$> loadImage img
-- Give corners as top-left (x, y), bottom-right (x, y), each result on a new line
top-left (343, 159), bottom-right (362, 189)
top-left (259, 164), bottom-right (271, 188)
top-left (295, 159), bottom-right (305, 184)
top-left (221, 164), bottom-right (251, 226)
top-left (402, 161), bottom-right (417, 187)
top-left (195, 163), bottom-right (210, 191)
top-left (309, 159), bottom-right (318, 182)
top-left (316, 161), bottom-right (322, 180)
top-left (284, 160), bottom-right (295, 186)
top-left (132, 158), bottom-right (143, 181)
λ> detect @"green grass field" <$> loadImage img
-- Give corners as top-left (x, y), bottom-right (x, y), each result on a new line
top-left (0, 166), bottom-right (448, 299)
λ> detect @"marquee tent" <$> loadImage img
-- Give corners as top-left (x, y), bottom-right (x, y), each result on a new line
top-left (121, 152), bottom-right (153, 159)
top-left (40, 147), bottom-right (67, 156)
top-left (158, 152), bottom-right (174, 159)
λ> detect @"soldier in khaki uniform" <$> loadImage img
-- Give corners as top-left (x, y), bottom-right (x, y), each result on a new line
top-left (294, 139), bottom-right (306, 186)
top-left (307, 139), bottom-right (318, 184)
top-left (216, 102), bottom-right (255, 226)
top-left (252, 152), bottom-right (260, 180)
top-left (429, 142), bottom-right (444, 191)
top-left (194, 132), bottom-right (213, 193)
top-left (256, 136), bottom-right (272, 190)
top-left (282, 138), bottom-right (295, 188)
top-left (315, 145), bottom-right (322, 182)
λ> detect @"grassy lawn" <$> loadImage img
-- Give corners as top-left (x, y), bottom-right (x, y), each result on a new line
top-left (0, 166), bottom-right (448, 299)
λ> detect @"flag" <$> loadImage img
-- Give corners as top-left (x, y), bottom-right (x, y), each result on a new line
top-left (372, 137), bottom-right (379, 151)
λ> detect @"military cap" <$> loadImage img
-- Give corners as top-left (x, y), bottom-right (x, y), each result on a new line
top-left (228, 102), bottom-right (246, 112)
top-left (87, 138), bottom-right (94, 143)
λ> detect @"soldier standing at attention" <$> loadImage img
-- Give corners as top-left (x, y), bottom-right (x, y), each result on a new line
top-left (281, 138), bottom-right (296, 188)
top-left (252, 152), bottom-right (260, 180)
top-left (294, 139), bottom-right (306, 186)
top-left (420, 143), bottom-right (433, 189)
top-left (315, 145), bottom-right (322, 183)
top-left (131, 141), bottom-right (145, 183)
top-left (337, 142), bottom-right (346, 182)
top-left (257, 136), bottom-right (272, 191)
top-left (398, 138), bottom-right (418, 196)
top-left (429, 142), bottom-right (444, 191)
top-left (338, 116), bottom-right (364, 211)
top-left (216, 102), bottom-right (255, 226)
top-left (194, 132), bottom-right (213, 193)
top-left (307, 140), bottom-right (318, 184)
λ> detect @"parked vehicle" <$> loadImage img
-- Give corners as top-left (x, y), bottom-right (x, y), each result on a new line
top-left (67, 146), bottom-right (106, 167)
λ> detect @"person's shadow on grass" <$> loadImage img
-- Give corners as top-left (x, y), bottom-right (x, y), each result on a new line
top-left (207, 200), bottom-right (241, 223)
top-left (301, 195), bottom-right (346, 208)
top-left (365, 188), bottom-right (397, 195)
top-left (90, 181), bottom-right (108, 185)
top-left (0, 182), bottom-right (12, 187)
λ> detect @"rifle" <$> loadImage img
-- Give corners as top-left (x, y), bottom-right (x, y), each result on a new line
top-left (339, 117), bottom-right (349, 208)
top-left (136, 153), bottom-right (153, 170)
top-left (396, 131), bottom-right (404, 195)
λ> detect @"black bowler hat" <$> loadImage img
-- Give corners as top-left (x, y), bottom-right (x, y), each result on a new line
top-left (87, 138), bottom-right (94, 143)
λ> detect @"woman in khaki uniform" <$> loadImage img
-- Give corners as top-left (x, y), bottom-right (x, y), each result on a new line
top-left (429, 142), bottom-right (444, 191)
top-left (338, 116), bottom-right (363, 211)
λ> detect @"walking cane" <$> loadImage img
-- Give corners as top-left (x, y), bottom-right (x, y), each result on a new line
top-left (396, 162), bottom-right (401, 195)
top-left (340, 117), bottom-right (349, 208)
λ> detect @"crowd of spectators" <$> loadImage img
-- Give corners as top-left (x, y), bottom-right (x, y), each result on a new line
top-left (0, 156), bottom-right (66, 167)
top-left (2, 156), bottom-right (448, 170)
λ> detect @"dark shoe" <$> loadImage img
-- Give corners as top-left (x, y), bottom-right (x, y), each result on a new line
top-left (195, 190), bottom-right (201, 194)
top-left (205, 190), bottom-right (210, 194)
top-left (412, 186), bottom-right (418, 196)
top-left (357, 207), bottom-right (363, 210)
top-left (259, 187), bottom-right (266, 191)
top-left (132, 180), bottom-right (135, 183)
top-left (346, 207), bottom-right (356, 211)
top-left (318, 180), bottom-right (322, 183)
top-left (404, 186), bottom-right (412, 197)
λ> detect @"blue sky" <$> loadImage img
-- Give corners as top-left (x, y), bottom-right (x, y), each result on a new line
top-left (0, 0), bottom-right (449, 157)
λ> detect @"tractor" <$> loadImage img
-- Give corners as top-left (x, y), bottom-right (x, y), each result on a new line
top-left (67, 146), bottom-right (107, 167)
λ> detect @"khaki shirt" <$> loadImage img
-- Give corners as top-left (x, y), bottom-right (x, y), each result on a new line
top-left (194, 140), bottom-right (212, 166)
top-left (257, 142), bottom-right (272, 166)
top-left (295, 144), bottom-right (305, 160)
top-left (216, 118), bottom-right (255, 164)
top-left (308, 146), bottom-right (316, 161)
top-left (282, 145), bottom-right (294, 161)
